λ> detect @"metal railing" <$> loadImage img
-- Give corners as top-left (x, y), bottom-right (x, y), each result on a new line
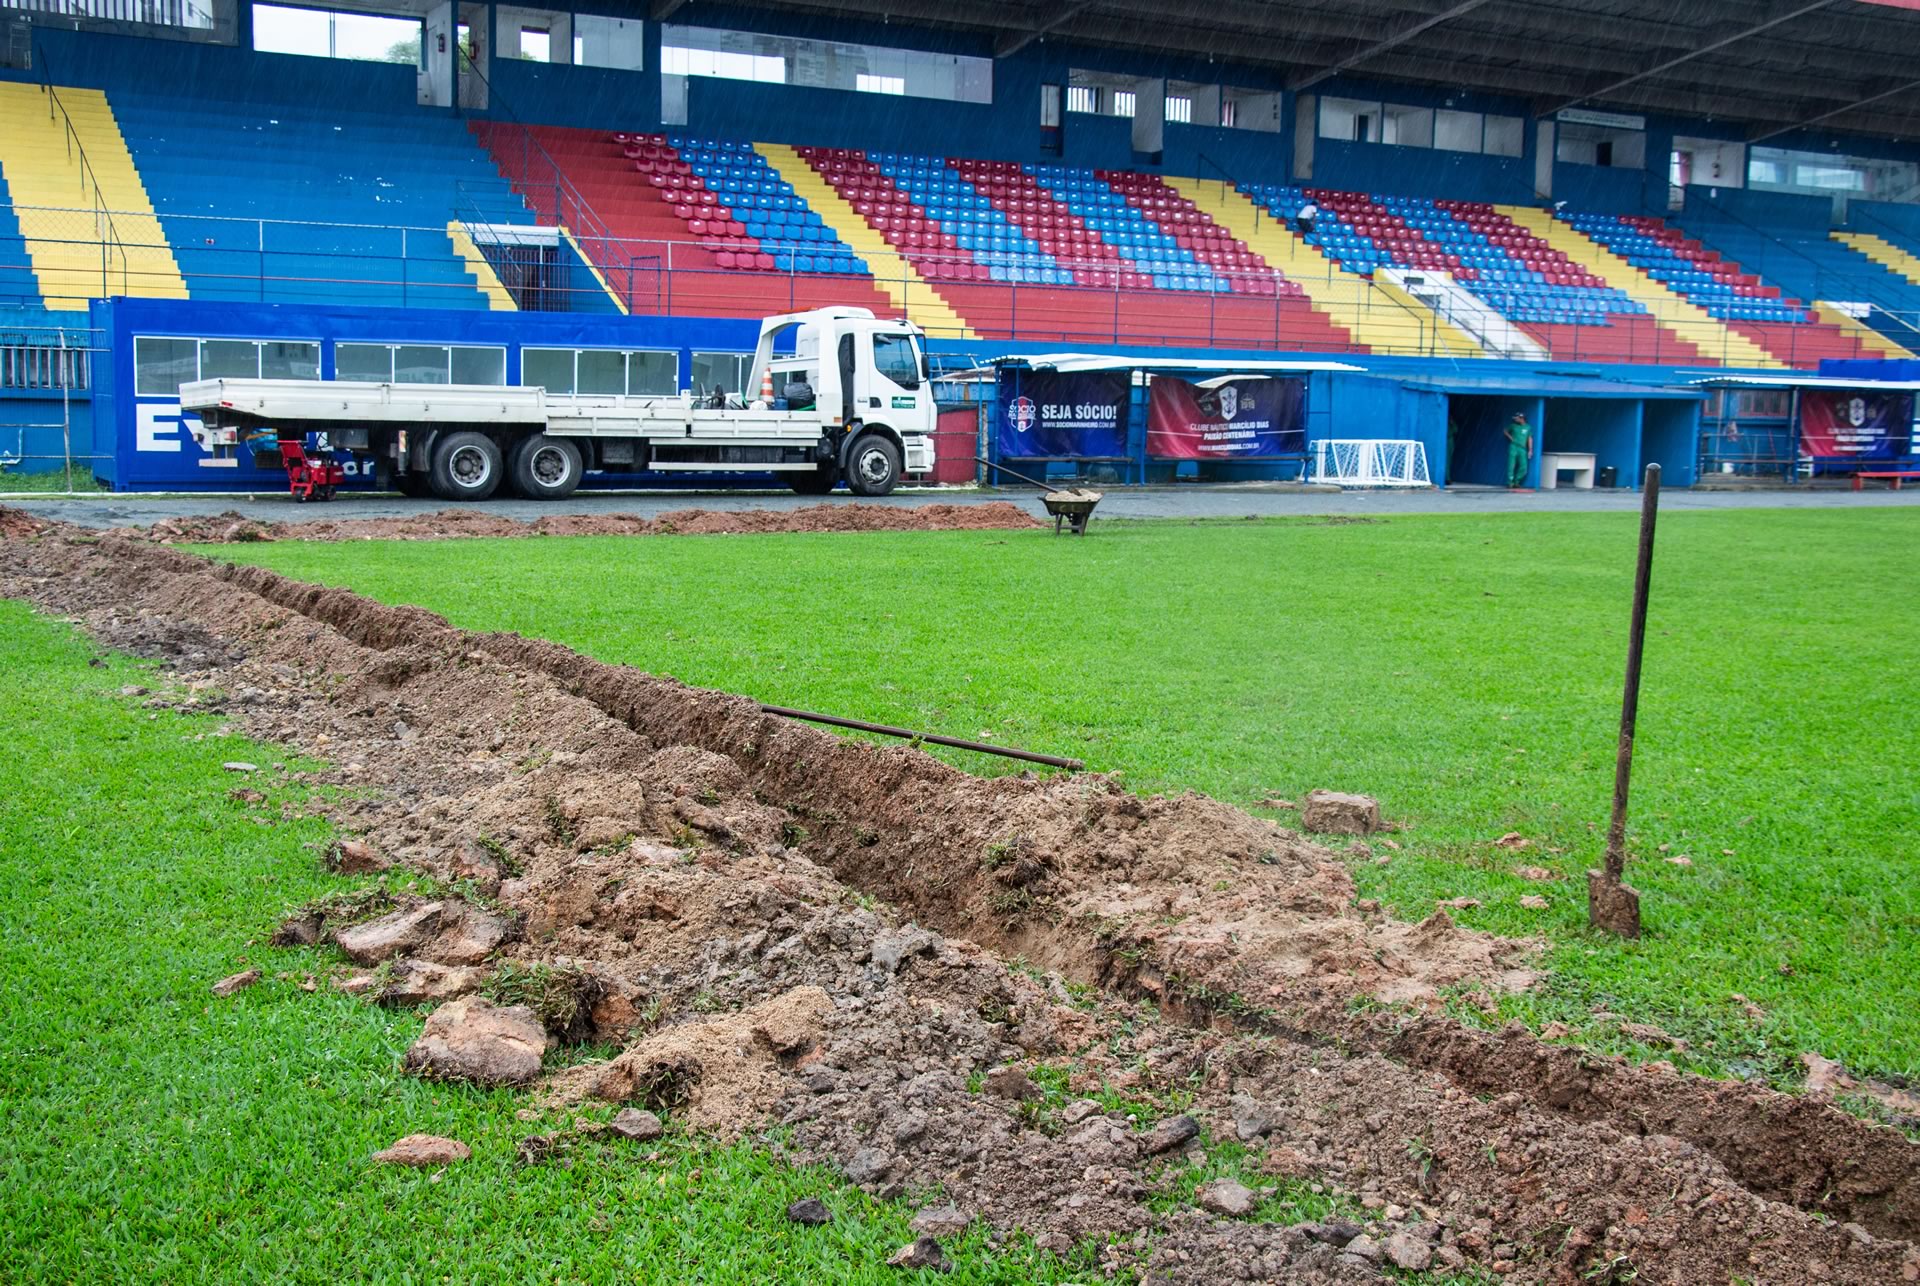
top-left (0, 321), bottom-right (108, 493)
top-left (7, 199), bottom-right (1920, 365)
top-left (31, 50), bottom-right (136, 301)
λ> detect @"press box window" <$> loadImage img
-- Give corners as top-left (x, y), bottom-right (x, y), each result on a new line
top-left (134, 337), bottom-right (200, 396)
top-left (335, 343), bottom-right (503, 384)
top-left (134, 336), bottom-right (320, 395)
top-left (520, 348), bottom-right (678, 396)
top-left (691, 352), bottom-right (752, 398)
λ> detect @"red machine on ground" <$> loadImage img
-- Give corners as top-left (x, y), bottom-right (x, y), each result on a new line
top-left (276, 435), bottom-right (344, 502)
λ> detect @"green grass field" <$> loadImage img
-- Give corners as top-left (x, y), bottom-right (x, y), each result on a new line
top-left (210, 507), bottom-right (1920, 1084)
top-left (0, 600), bottom-right (1116, 1284)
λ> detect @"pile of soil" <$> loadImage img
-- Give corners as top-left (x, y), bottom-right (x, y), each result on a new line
top-left (134, 501), bottom-right (1040, 544)
top-left (2, 513), bottom-right (1915, 1284)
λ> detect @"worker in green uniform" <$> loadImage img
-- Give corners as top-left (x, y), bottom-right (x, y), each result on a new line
top-left (1505, 411), bottom-right (1533, 489)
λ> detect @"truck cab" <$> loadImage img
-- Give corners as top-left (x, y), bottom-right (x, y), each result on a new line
top-left (747, 308), bottom-right (936, 495)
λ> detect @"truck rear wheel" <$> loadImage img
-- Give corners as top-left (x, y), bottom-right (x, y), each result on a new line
top-left (785, 464), bottom-right (838, 495)
top-left (429, 431), bottom-right (503, 502)
top-left (509, 434), bottom-right (583, 501)
top-left (846, 434), bottom-right (902, 496)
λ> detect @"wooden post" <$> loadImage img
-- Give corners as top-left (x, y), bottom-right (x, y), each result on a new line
top-left (1589, 462), bottom-right (1661, 938)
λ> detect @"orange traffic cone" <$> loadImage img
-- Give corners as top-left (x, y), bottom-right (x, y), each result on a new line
top-left (759, 365), bottom-right (775, 405)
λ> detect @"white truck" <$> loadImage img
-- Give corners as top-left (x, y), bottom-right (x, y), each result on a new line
top-left (180, 307), bottom-right (937, 500)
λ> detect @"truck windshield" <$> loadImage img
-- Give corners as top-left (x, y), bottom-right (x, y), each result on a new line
top-left (873, 333), bottom-right (921, 390)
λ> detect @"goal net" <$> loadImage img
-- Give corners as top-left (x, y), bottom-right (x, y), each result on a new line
top-left (1310, 439), bottom-right (1432, 487)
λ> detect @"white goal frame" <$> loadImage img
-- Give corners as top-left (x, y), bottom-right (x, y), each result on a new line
top-left (1310, 439), bottom-right (1432, 487)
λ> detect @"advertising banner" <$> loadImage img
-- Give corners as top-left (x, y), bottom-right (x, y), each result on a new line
top-left (1146, 376), bottom-right (1305, 459)
top-left (996, 369), bottom-right (1129, 457)
top-left (1798, 389), bottom-right (1913, 459)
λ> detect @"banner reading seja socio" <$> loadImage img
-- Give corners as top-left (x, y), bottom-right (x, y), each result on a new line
top-left (996, 370), bottom-right (1129, 457)
top-left (1798, 390), bottom-right (1913, 459)
top-left (1147, 376), bottom-right (1306, 459)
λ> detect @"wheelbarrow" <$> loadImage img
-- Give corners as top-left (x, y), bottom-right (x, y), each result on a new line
top-left (977, 458), bottom-right (1104, 535)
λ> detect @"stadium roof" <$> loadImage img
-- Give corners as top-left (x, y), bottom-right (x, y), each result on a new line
top-left (715, 0), bottom-right (1920, 143)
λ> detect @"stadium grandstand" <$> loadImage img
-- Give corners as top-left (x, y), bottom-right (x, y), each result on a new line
top-left (3, 0), bottom-right (1920, 489)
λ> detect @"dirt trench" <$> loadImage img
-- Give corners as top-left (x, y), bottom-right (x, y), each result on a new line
top-left (3, 514), bottom-right (1917, 1284)
top-left (119, 501), bottom-right (1042, 544)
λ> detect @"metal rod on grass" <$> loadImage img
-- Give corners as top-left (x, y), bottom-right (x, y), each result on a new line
top-left (1590, 462), bottom-right (1661, 938)
top-left (761, 703), bottom-right (1083, 771)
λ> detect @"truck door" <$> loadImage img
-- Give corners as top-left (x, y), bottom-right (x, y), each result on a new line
top-left (869, 331), bottom-right (925, 424)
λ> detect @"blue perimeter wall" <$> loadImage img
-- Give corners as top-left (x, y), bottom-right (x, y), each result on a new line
top-left (79, 295), bottom-right (1728, 492)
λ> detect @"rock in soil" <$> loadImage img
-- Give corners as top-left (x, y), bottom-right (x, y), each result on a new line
top-left (983, 1065), bottom-right (1038, 1100)
top-left (371, 1134), bottom-right (470, 1167)
top-left (886, 1235), bottom-right (952, 1272)
top-left (910, 1205), bottom-right (973, 1239)
top-left (334, 902), bottom-right (447, 965)
top-left (785, 1197), bottom-right (832, 1225)
top-left (1197, 1178), bottom-right (1258, 1218)
top-left (1386, 1229), bottom-right (1435, 1271)
top-left (402, 995), bottom-right (549, 1087)
top-left (1301, 789), bottom-right (1381, 836)
top-left (609, 1107), bottom-right (663, 1141)
top-left (1140, 1114), bottom-right (1200, 1155)
top-left (331, 838), bottom-right (390, 874)
top-left (372, 959), bottom-right (486, 1007)
top-left (210, 968), bottom-right (261, 997)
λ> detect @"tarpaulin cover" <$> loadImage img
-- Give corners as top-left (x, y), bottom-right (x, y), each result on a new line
top-left (1798, 389), bottom-right (1913, 458)
top-left (995, 369), bottom-right (1129, 457)
top-left (1147, 376), bottom-right (1305, 459)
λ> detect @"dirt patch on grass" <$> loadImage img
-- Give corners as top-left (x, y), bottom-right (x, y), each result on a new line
top-left (130, 501), bottom-right (1040, 544)
top-left (3, 512), bottom-right (1916, 1284)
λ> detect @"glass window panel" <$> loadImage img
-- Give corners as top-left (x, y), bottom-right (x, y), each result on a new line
top-left (260, 341), bottom-right (320, 380)
top-left (394, 345), bottom-right (449, 384)
top-left (577, 349), bottom-right (626, 395)
top-left (872, 333), bottom-right (919, 389)
top-left (628, 350), bottom-right (679, 395)
top-left (1382, 104), bottom-right (1432, 148)
top-left (335, 343), bottom-right (392, 383)
top-left (1435, 110), bottom-right (1482, 153)
top-left (1483, 115), bottom-right (1524, 157)
top-left (134, 336), bottom-right (198, 396)
top-left (199, 339), bottom-right (260, 381)
top-left (329, 9), bottom-right (417, 61)
top-left (574, 15), bottom-right (643, 71)
top-left (251, 3), bottom-right (328, 55)
top-left (520, 347), bottom-right (574, 393)
top-left (450, 345), bottom-right (506, 385)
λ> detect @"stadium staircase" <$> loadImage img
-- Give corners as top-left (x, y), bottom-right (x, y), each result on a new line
top-left (445, 221), bottom-right (517, 311)
top-left (1500, 206), bottom-right (1776, 367)
top-left (756, 143), bottom-right (975, 338)
top-left (477, 125), bottom-right (898, 322)
top-left (1561, 212), bottom-right (1876, 368)
top-left (0, 169), bottom-right (45, 311)
top-left (107, 89), bottom-right (521, 311)
top-left (1835, 231), bottom-right (1920, 288)
top-left (0, 81), bottom-right (186, 312)
top-left (1170, 177), bottom-right (1471, 355)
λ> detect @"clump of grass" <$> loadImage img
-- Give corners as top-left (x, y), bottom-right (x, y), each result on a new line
top-left (483, 959), bottom-right (604, 1043)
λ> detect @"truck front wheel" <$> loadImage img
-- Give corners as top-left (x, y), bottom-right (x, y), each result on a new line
top-left (429, 431), bottom-right (504, 502)
top-left (846, 434), bottom-right (902, 496)
top-left (509, 434), bottom-right (583, 500)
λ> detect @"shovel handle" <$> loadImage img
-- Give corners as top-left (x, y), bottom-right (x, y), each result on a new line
top-left (974, 456), bottom-right (1062, 494)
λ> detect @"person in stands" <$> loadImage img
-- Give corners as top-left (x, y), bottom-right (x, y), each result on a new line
top-left (1296, 200), bottom-right (1319, 237)
top-left (1505, 411), bottom-right (1533, 489)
